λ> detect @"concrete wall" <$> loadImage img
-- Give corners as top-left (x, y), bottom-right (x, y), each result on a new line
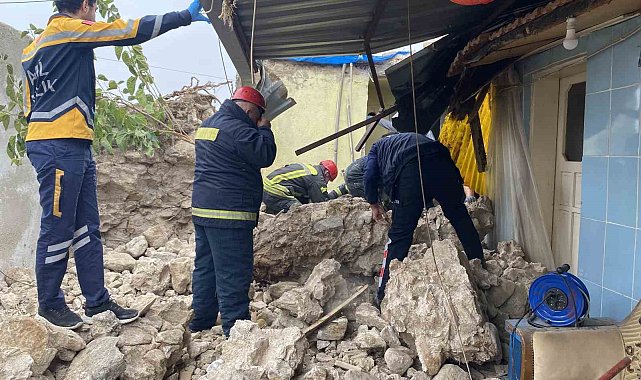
top-left (519, 16), bottom-right (641, 320)
top-left (264, 60), bottom-right (372, 187)
top-left (0, 22), bottom-right (39, 270)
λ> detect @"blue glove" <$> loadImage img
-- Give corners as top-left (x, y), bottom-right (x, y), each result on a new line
top-left (187, 0), bottom-right (211, 23)
top-left (464, 196), bottom-right (476, 204)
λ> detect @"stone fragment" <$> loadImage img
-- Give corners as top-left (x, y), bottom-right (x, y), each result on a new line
top-left (253, 198), bottom-right (389, 280)
top-left (143, 225), bottom-right (171, 248)
top-left (121, 346), bottom-right (167, 380)
top-left (128, 294), bottom-right (158, 317)
top-left (125, 236), bottom-right (148, 259)
top-left (104, 252), bottom-right (137, 273)
top-left (302, 259), bottom-right (347, 306)
top-left (302, 366), bottom-right (328, 380)
top-left (271, 288), bottom-right (324, 324)
top-left (410, 373), bottom-right (432, 380)
top-left (117, 320), bottom-right (157, 347)
top-left (0, 317), bottom-right (57, 375)
top-left (165, 238), bottom-right (187, 253)
top-left (202, 321), bottom-right (307, 380)
top-left (381, 241), bottom-right (501, 375)
top-left (432, 364), bottom-right (469, 380)
top-left (344, 370), bottom-right (377, 380)
top-left (267, 282), bottom-right (300, 299)
top-left (355, 303), bottom-right (388, 331)
top-left (316, 317), bottom-right (348, 341)
top-left (48, 326), bottom-right (85, 352)
top-left (381, 325), bottom-right (401, 348)
top-left (0, 347), bottom-right (33, 380)
top-left (131, 257), bottom-right (171, 295)
top-left (317, 340), bottom-right (331, 350)
top-left (354, 329), bottom-right (386, 352)
top-left (169, 257), bottom-right (193, 295)
top-left (1, 268), bottom-right (34, 286)
top-left (385, 347), bottom-right (413, 375)
top-left (65, 337), bottom-right (125, 380)
top-left (90, 311), bottom-right (121, 338)
top-left (486, 279), bottom-right (516, 307)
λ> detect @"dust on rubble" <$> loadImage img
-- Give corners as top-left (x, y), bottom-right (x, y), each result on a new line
top-left (0, 194), bottom-right (544, 379)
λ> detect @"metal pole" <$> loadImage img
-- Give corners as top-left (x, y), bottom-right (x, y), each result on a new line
top-left (347, 63), bottom-right (355, 161)
top-left (333, 64), bottom-right (347, 164)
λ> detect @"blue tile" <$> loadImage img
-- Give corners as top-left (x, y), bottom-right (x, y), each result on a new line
top-left (578, 218), bottom-right (606, 284)
top-left (602, 289), bottom-right (632, 321)
top-left (603, 224), bottom-right (635, 297)
top-left (582, 279), bottom-right (603, 317)
top-left (634, 229), bottom-right (641, 300)
top-left (611, 31), bottom-right (641, 89)
top-left (586, 49), bottom-right (612, 94)
top-left (584, 92), bottom-right (610, 155)
top-left (587, 26), bottom-right (613, 55)
top-left (607, 157), bottom-right (638, 227)
top-left (581, 156), bottom-right (608, 220)
top-left (610, 86), bottom-right (641, 156)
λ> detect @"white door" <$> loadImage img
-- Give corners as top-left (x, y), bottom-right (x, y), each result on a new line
top-left (551, 72), bottom-right (586, 272)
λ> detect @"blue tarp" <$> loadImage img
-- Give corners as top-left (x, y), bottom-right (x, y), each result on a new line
top-left (286, 51), bottom-right (409, 65)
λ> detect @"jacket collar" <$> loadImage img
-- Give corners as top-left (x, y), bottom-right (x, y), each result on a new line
top-left (220, 99), bottom-right (257, 127)
top-left (49, 13), bottom-right (72, 25)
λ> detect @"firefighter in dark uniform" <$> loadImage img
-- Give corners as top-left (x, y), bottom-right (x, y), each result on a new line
top-left (328, 156), bottom-right (368, 200)
top-left (262, 160), bottom-right (338, 214)
top-left (22, 0), bottom-right (208, 329)
top-left (364, 133), bottom-right (484, 304)
top-left (190, 87), bottom-right (277, 336)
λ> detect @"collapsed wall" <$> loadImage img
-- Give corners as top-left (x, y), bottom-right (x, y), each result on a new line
top-left (96, 92), bottom-right (214, 248)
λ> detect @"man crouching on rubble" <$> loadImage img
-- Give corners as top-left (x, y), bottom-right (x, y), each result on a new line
top-left (364, 132), bottom-right (484, 306)
top-left (190, 87), bottom-right (277, 336)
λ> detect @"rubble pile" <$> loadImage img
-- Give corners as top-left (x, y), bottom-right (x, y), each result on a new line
top-left (0, 198), bottom-right (541, 380)
top-left (96, 91), bottom-right (216, 248)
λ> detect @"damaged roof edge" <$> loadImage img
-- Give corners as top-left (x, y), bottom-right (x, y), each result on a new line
top-left (201, 0), bottom-right (254, 84)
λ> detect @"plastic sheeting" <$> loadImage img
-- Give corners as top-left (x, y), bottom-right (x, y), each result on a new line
top-left (439, 93), bottom-right (492, 196)
top-left (487, 69), bottom-right (554, 269)
top-left (286, 51), bottom-right (408, 65)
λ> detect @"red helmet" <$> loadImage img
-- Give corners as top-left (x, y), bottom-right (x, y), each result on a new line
top-left (231, 86), bottom-right (266, 111)
top-left (320, 160), bottom-right (338, 181)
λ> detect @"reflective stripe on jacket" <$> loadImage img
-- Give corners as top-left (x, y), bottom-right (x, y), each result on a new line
top-left (22, 11), bottom-right (191, 141)
top-left (263, 163), bottom-right (329, 204)
top-left (192, 100), bottom-right (277, 229)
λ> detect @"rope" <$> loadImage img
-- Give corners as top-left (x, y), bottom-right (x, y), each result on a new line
top-left (406, 1), bottom-right (473, 378)
top-left (218, 37), bottom-right (234, 94)
top-left (250, 0), bottom-right (257, 85)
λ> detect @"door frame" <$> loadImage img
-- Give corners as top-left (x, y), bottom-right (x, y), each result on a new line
top-left (529, 60), bottom-right (586, 270)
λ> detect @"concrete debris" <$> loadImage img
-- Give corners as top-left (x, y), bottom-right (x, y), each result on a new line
top-left (125, 236), bottom-right (149, 259)
top-left (64, 337), bottom-right (125, 380)
top-left (169, 257), bottom-right (194, 295)
top-left (203, 321), bottom-right (307, 380)
top-left (381, 240), bottom-right (501, 375)
top-left (253, 198), bottom-right (389, 280)
top-left (0, 347), bottom-right (33, 380)
top-left (90, 311), bottom-right (121, 339)
top-left (433, 364), bottom-right (469, 380)
top-left (131, 256), bottom-right (172, 295)
top-left (143, 224), bottom-right (171, 249)
top-left (0, 317), bottom-right (58, 375)
top-left (355, 303), bottom-right (389, 331)
top-left (103, 252), bottom-right (137, 273)
top-left (316, 316), bottom-right (348, 341)
top-left (384, 347), bottom-right (414, 375)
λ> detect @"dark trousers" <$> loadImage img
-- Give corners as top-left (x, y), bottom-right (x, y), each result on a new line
top-left (27, 139), bottom-right (109, 310)
top-left (190, 224), bottom-right (254, 336)
top-left (377, 155), bottom-right (483, 301)
top-left (263, 193), bottom-right (300, 215)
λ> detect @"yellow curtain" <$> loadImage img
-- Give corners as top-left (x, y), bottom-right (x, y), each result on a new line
top-left (439, 92), bottom-right (492, 195)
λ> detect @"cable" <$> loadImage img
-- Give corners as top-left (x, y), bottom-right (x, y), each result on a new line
top-left (406, 1), bottom-right (472, 378)
top-left (218, 37), bottom-right (233, 95)
top-left (249, 0), bottom-right (257, 85)
top-left (94, 56), bottom-right (229, 81)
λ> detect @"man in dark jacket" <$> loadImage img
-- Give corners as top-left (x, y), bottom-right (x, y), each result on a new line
top-left (364, 133), bottom-right (483, 304)
top-left (328, 156), bottom-right (368, 200)
top-left (263, 160), bottom-right (338, 214)
top-left (190, 86), bottom-right (276, 336)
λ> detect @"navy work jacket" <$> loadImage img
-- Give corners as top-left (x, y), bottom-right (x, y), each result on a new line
top-left (192, 100), bottom-right (277, 229)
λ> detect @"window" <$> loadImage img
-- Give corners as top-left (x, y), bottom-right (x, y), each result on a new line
top-left (564, 82), bottom-right (586, 162)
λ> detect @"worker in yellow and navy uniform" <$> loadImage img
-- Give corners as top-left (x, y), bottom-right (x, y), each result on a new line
top-left (263, 160), bottom-right (338, 214)
top-left (23, 0), bottom-right (209, 329)
top-left (190, 87), bottom-right (277, 336)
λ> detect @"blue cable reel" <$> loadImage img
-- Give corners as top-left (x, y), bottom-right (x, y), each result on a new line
top-left (527, 264), bottom-right (590, 327)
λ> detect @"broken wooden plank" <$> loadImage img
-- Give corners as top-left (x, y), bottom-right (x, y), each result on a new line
top-left (469, 113), bottom-right (487, 173)
top-left (302, 284), bottom-right (369, 337)
top-left (334, 360), bottom-right (363, 372)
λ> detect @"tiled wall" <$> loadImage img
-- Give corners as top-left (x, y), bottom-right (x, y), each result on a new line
top-left (519, 16), bottom-right (641, 321)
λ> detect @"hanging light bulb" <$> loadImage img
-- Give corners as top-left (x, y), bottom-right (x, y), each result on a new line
top-left (563, 17), bottom-right (579, 50)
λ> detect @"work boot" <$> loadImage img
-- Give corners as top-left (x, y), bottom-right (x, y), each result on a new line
top-left (84, 299), bottom-right (139, 324)
top-left (37, 306), bottom-right (83, 330)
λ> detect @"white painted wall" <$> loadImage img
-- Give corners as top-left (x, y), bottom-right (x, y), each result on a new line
top-left (0, 22), bottom-right (39, 270)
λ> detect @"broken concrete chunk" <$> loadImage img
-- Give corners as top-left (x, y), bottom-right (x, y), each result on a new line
top-left (486, 279), bottom-right (516, 308)
top-left (381, 241), bottom-right (501, 375)
top-left (131, 257), bottom-right (171, 295)
top-left (64, 337), bottom-right (125, 380)
top-left (355, 303), bottom-right (388, 331)
top-left (0, 317), bottom-right (57, 376)
top-left (1, 268), bottom-right (35, 286)
top-left (384, 347), bottom-right (414, 375)
top-left (271, 287), bottom-right (324, 324)
top-left (90, 311), bottom-right (121, 339)
top-left (432, 364), bottom-right (469, 380)
top-left (169, 257), bottom-right (193, 294)
top-left (0, 347), bottom-right (33, 380)
top-left (143, 225), bottom-right (171, 249)
top-left (103, 252), bottom-right (137, 273)
top-left (302, 365), bottom-right (328, 380)
top-left (125, 236), bottom-right (148, 259)
top-left (316, 316), bottom-right (348, 341)
top-left (266, 281), bottom-right (300, 300)
top-left (344, 369), bottom-right (377, 380)
top-left (354, 329), bottom-right (387, 353)
top-left (202, 321), bottom-right (307, 380)
top-left (303, 259), bottom-right (347, 306)
top-left (380, 325), bottom-right (401, 349)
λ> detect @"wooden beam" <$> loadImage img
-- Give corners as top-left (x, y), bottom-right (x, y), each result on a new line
top-left (296, 105), bottom-right (398, 156)
top-left (302, 285), bottom-right (369, 337)
top-left (469, 113), bottom-right (487, 173)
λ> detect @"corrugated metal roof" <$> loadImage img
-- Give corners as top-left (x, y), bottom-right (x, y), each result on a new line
top-left (201, 0), bottom-right (514, 80)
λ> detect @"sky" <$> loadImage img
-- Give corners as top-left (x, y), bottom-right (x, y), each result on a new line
top-left (1, 0), bottom-right (237, 99)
